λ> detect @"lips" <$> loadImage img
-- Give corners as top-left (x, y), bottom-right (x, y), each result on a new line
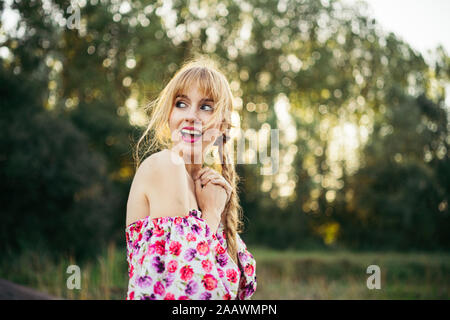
top-left (180, 126), bottom-right (202, 143)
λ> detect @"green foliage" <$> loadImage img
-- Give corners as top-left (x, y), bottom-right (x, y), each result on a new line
top-left (0, 64), bottom-right (120, 260)
top-left (339, 89), bottom-right (450, 250)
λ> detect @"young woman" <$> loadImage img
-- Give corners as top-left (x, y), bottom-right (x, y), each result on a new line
top-left (125, 56), bottom-right (257, 300)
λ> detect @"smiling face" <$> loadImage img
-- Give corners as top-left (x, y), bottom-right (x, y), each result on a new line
top-left (168, 83), bottom-right (225, 165)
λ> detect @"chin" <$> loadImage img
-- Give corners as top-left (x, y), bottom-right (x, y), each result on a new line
top-left (173, 143), bottom-right (205, 164)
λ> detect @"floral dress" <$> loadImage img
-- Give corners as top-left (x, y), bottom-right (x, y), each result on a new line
top-left (125, 209), bottom-right (257, 300)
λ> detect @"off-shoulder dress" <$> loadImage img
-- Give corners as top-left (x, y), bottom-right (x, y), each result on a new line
top-left (125, 209), bottom-right (257, 300)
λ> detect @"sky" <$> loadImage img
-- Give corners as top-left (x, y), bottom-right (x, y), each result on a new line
top-left (347, 0), bottom-right (450, 60)
top-left (347, 0), bottom-right (450, 106)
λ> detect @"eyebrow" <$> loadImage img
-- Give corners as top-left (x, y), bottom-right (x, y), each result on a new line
top-left (176, 94), bottom-right (214, 104)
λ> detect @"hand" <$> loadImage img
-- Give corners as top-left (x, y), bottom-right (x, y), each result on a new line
top-left (194, 167), bottom-right (230, 232)
top-left (194, 167), bottom-right (232, 203)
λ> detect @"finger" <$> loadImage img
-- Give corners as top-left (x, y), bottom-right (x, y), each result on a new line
top-left (195, 167), bottom-right (211, 180)
top-left (193, 168), bottom-right (205, 180)
top-left (199, 168), bottom-right (219, 180)
top-left (203, 174), bottom-right (230, 189)
top-left (208, 177), bottom-right (232, 193)
top-left (194, 177), bottom-right (203, 190)
top-left (201, 177), bottom-right (211, 186)
top-left (207, 179), bottom-right (232, 201)
top-left (200, 172), bottom-right (217, 185)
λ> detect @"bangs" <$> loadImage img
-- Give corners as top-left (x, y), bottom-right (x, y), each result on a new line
top-left (174, 67), bottom-right (220, 104)
top-left (171, 67), bottom-right (232, 124)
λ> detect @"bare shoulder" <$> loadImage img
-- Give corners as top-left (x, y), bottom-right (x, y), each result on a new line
top-left (132, 149), bottom-right (184, 182)
top-left (125, 149), bottom-right (190, 227)
top-left (153, 148), bottom-right (186, 168)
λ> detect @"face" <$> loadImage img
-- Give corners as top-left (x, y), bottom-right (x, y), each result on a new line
top-left (168, 83), bottom-right (224, 165)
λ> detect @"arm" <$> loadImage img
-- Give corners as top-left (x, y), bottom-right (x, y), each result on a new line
top-left (193, 167), bottom-right (230, 234)
top-left (194, 177), bottom-right (227, 234)
top-left (126, 156), bottom-right (154, 227)
top-left (201, 208), bottom-right (222, 234)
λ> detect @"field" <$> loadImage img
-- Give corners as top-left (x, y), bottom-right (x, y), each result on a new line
top-left (1, 244), bottom-right (449, 299)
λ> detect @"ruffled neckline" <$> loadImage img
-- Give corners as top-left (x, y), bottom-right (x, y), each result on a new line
top-left (126, 208), bottom-right (200, 229)
top-left (126, 208), bottom-right (226, 236)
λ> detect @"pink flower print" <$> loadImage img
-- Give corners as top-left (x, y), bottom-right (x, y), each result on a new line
top-left (245, 263), bottom-right (255, 276)
top-left (164, 293), bottom-right (175, 300)
top-left (152, 240), bottom-right (165, 255)
top-left (201, 260), bottom-right (212, 272)
top-left (129, 264), bottom-right (134, 278)
top-left (196, 241), bottom-right (210, 255)
top-left (169, 241), bottom-right (181, 256)
top-left (202, 274), bottom-right (218, 291)
top-left (226, 269), bottom-right (238, 283)
top-left (135, 220), bottom-right (143, 233)
top-left (174, 217), bottom-right (182, 225)
top-left (215, 243), bottom-right (226, 255)
top-left (180, 265), bottom-right (194, 281)
top-left (167, 260), bottom-right (178, 273)
top-left (139, 253), bottom-right (145, 265)
top-left (186, 232), bottom-right (196, 242)
top-left (153, 281), bottom-right (165, 296)
top-left (153, 224), bottom-right (164, 237)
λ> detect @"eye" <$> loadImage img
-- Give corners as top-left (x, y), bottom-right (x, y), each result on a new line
top-left (175, 101), bottom-right (186, 108)
top-left (201, 104), bottom-right (214, 111)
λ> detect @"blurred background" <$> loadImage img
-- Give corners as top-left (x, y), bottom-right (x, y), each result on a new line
top-left (0, 0), bottom-right (449, 299)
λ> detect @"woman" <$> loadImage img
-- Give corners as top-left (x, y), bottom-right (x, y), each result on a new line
top-left (125, 56), bottom-right (257, 300)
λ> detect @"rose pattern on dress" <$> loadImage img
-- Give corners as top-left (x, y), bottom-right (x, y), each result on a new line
top-left (125, 209), bottom-right (257, 300)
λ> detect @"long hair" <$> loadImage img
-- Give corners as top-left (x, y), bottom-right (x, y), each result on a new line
top-left (133, 55), bottom-right (243, 264)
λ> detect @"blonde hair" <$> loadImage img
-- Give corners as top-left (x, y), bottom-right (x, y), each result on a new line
top-left (133, 55), bottom-right (243, 265)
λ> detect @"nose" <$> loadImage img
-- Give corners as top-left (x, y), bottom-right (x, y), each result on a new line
top-left (184, 108), bottom-right (202, 127)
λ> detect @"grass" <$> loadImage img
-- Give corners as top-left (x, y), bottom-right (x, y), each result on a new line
top-left (0, 243), bottom-right (128, 300)
top-left (0, 244), bottom-right (449, 299)
top-left (250, 247), bottom-right (450, 299)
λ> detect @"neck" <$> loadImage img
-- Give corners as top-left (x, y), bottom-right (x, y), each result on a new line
top-left (184, 163), bottom-right (202, 179)
top-left (168, 147), bottom-right (204, 178)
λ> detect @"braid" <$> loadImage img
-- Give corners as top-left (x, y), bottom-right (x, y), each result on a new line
top-left (218, 137), bottom-right (243, 266)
